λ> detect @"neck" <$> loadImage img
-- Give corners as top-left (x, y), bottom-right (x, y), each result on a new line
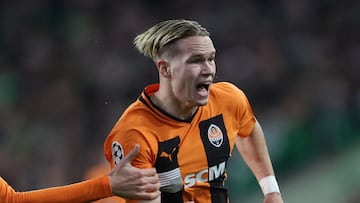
top-left (151, 91), bottom-right (197, 120)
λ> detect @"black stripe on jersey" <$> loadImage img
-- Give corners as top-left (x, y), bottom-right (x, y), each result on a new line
top-left (199, 114), bottom-right (230, 203)
top-left (140, 93), bottom-right (198, 123)
top-left (139, 95), bottom-right (152, 110)
top-left (155, 136), bottom-right (184, 203)
top-left (155, 136), bottom-right (180, 173)
top-left (161, 191), bottom-right (183, 203)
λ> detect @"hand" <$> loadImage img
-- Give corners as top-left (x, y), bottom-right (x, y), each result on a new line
top-left (108, 144), bottom-right (161, 200)
top-left (264, 192), bottom-right (283, 203)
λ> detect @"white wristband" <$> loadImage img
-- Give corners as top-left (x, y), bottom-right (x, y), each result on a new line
top-left (259, 175), bottom-right (280, 196)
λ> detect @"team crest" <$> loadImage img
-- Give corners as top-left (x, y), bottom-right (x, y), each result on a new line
top-left (111, 141), bottom-right (124, 165)
top-left (207, 124), bottom-right (223, 147)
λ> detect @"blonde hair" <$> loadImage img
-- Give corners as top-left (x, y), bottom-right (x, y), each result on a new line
top-left (133, 19), bottom-right (210, 59)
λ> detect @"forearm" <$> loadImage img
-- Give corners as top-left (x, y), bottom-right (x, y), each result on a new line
top-left (235, 121), bottom-right (275, 181)
top-left (236, 121), bottom-right (283, 202)
top-left (9, 175), bottom-right (112, 203)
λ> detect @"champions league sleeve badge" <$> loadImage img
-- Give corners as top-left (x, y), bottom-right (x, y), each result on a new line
top-left (111, 141), bottom-right (124, 165)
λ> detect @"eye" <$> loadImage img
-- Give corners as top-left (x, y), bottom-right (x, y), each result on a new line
top-left (190, 57), bottom-right (203, 64)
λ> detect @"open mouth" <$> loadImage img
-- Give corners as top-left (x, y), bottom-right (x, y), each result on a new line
top-left (196, 83), bottom-right (210, 96)
top-left (197, 83), bottom-right (210, 90)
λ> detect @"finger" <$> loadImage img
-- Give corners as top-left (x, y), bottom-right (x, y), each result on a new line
top-left (140, 168), bottom-right (158, 177)
top-left (144, 181), bottom-right (161, 191)
top-left (123, 144), bottom-right (140, 164)
top-left (142, 175), bottom-right (160, 185)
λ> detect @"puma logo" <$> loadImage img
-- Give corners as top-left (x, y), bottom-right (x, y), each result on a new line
top-left (160, 147), bottom-right (177, 161)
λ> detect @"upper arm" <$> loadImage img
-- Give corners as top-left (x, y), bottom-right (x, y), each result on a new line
top-left (235, 120), bottom-right (274, 180)
top-left (235, 120), bottom-right (264, 150)
top-left (104, 128), bottom-right (157, 169)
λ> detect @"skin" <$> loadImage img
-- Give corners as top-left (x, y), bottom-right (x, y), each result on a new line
top-left (147, 35), bottom-right (283, 203)
top-left (0, 144), bottom-right (160, 203)
top-left (236, 122), bottom-right (283, 203)
top-left (109, 144), bottom-right (161, 200)
top-left (152, 36), bottom-right (216, 120)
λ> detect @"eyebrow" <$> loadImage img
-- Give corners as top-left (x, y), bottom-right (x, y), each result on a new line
top-left (189, 51), bottom-right (216, 58)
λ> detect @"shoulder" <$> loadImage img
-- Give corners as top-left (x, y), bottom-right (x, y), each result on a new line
top-left (116, 99), bottom-right (155, 127)
top-left (104, 100), bottom-right (158, 167)
top-left (107, 100), bottom-right (156, 142)
top-left (210, 82), bottom-right (249, 102)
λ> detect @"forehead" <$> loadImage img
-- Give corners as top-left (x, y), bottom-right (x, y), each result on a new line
top-left (175, 36), bottom-right (215, 56)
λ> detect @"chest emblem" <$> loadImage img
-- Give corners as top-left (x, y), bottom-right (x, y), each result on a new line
top-left (207, 124), bottom-right (223, 147)
top-left (160, 147), bottom-right (177, 161)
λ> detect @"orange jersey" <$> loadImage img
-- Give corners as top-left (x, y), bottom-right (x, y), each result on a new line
top-left (83, 159), bottom-right (124, 203)
top-left (0, 175), bottom-right (112, 203)
top-left (104, 82), bottom-right (256, 203)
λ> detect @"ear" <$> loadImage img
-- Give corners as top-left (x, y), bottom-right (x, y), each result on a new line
top-left (156, 59), bottom-right (171, 78)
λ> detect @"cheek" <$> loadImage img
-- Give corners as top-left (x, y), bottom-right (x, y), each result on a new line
top-left (171, 76), bottom-right (192, 97)
top-left (177, 72), bottom-right (196, 89)
top-left (173, 77), bottom-right (188, 93)
top-left (172, 67), bottom-right (193, 83)
top-left (170, 65), bottom-right (198, 93)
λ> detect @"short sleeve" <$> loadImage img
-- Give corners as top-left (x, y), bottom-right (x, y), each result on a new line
top-left (214, 82), bottom-right (256, 137)
top-left (104, 127), bottom-right (157, 169)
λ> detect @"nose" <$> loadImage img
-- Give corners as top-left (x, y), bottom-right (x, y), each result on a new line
top-left (201, 61), bottom-right (216, 78)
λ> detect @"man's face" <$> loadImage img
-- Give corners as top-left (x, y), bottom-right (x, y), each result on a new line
top-left (167, 35), bottom-right (216, 107)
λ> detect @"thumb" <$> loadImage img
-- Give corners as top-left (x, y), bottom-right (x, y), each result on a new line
top-left (122, 144), bottom-right (140, 165)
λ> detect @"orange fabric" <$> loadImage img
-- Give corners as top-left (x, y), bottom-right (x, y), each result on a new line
top-left (0, 175), bottom-right (112, 203)
top-left (83, 160), bottom-right (125, 203)
top-left (104, 82), bottom-right (256, 203)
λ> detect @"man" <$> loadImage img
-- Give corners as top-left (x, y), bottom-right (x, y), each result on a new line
top-left (1, 144), bottom-right (160, 203)
top-left (104, 19), bottom-right (283, 203)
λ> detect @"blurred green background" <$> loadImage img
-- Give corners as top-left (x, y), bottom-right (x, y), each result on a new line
top-left (1, 0), bottom-right (359, 202)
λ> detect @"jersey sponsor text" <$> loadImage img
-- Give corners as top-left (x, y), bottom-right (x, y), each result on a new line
top-left (184, 161), bottom-right (226, 189)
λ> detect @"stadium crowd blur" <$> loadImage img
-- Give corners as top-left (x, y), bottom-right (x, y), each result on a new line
top-left (1, 0), bottom-right (359, 202)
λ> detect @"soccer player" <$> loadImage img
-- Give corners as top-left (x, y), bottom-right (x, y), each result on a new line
top-left (104, 19), bottom-right (284, 203)
top-left (1, 144), bottom-right (160, 203)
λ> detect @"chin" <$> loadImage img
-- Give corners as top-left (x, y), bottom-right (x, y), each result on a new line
top-left (195, 98), bottom-right (209, 106)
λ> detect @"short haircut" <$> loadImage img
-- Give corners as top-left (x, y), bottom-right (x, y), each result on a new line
top-left (133, 19), bottom-right (210, 60)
